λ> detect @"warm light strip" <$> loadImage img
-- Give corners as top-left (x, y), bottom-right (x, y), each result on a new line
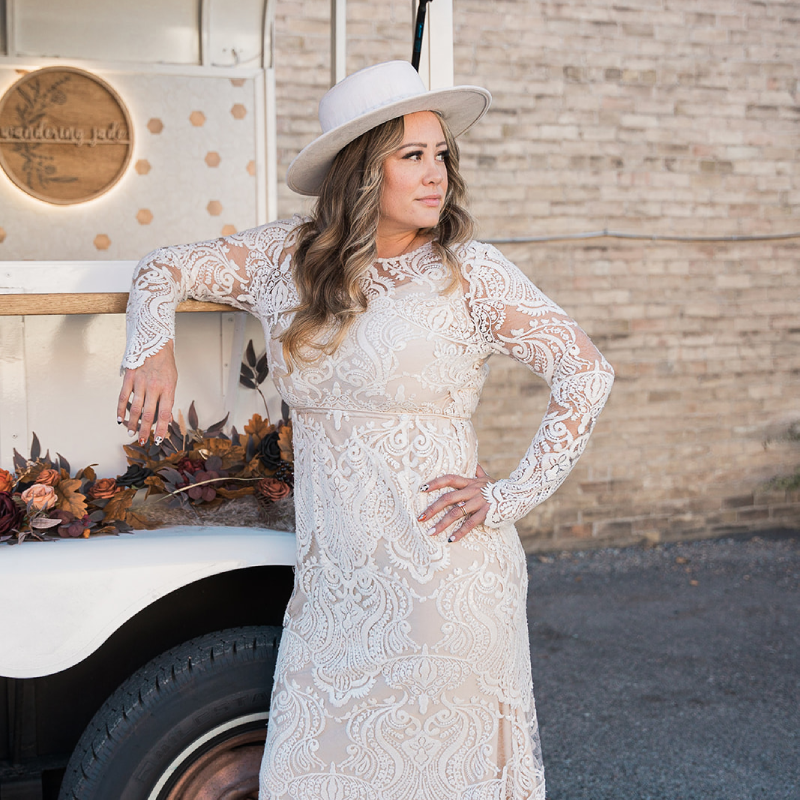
top-left (0, 293), bottom-right (230, 316)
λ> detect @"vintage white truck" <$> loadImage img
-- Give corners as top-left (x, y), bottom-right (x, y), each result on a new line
top-left (0, 2), bottom-right (454, 797)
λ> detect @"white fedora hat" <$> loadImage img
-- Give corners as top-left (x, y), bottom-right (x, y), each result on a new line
top-left (286, 60), bottom-right (492, 196)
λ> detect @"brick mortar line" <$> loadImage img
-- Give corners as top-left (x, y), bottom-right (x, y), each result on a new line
top-left (488, 230), bottom-right (800, 244)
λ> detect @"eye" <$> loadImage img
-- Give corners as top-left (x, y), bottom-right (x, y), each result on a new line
top-left (436, 149), bottom-right (449, 162)
top-left (403, 150), bottom-right (424, 161)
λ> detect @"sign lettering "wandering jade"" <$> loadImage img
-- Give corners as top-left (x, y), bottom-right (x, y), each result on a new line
top-left (0, 120), bottom-right (130, 147)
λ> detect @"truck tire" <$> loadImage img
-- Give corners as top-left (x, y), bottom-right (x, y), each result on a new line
top-left (58, 625), bottom-right (281, 800)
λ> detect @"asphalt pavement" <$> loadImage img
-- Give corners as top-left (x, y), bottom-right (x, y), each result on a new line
top-left (526, 530), bottom-right (798, 800)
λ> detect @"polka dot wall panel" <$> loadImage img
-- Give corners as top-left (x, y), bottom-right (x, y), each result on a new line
top-left (0, 68), bottom-right (260, 260)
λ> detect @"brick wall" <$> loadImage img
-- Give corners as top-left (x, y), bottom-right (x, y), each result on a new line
top-left (273, 0), bottom-right (800, 550)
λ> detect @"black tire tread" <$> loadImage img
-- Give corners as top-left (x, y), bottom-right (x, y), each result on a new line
top-left (59, 625), bottom-right (280, 800)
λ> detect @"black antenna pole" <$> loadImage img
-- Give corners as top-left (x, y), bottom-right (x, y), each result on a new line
top-left (411, 0), bottom-right (432, 71)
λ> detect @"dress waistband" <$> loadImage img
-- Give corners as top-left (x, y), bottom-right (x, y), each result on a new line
top-left (293, 406), bottom-right (471, 425)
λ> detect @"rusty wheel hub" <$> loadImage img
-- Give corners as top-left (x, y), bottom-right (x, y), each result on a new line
top-left (162, 729), bottom-right (265, 800)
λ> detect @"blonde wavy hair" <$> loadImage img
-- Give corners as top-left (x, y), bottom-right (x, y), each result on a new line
top-left (280, 111), bottom-right (474, 369)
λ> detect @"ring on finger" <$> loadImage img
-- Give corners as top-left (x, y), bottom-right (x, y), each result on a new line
top-left (456, 500), bottom-right (469, 519)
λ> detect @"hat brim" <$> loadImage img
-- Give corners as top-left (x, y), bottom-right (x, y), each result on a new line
top-left (286, 85), bottom-right (491, 196)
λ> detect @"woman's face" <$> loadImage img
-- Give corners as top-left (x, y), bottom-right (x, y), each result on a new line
top-left (378, 111), bottom-right (448, 240)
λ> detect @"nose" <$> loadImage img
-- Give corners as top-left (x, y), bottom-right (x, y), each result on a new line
top-left (423, 156), bottom-right (445, 186)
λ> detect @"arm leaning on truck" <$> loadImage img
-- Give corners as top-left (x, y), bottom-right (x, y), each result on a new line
top-left (117, 217), bottom-right (302, 445)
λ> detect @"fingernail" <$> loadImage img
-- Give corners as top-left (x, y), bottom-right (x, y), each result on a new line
top-left (139, 438), bottom-right (146, 446)
top-left (419, 483), bottom-right (429, 492)
top-left (116, 417), bottom-right (123, 424)
top-left (155, 436), bottom-right (163, 446)
top-left (127, 429), bottom-right (136, 438)
top-left (427, 526), bottom-right (437, 536)
top-left (448, 535), bottom-right (456, 543)
top-left (417, 512), bottom-right (426, 522)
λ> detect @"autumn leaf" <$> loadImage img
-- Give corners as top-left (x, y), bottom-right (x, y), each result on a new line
top-left (102, 488), bottom-right (136, 521)
top-left (78, 465), bottom-right (97, 482)
top-left (126, 511), bottom-right (149, 530)
top-left (244, 414), bottom-right (273, 445)
top-left (30, 517), bottom-right (62, 530)
top-left (240, 455), bottom-right (269, 479)
top-left (144, 474), bottom-right (166, 496)
top-left (123, 442), bottom-right (148, 466)
top-left (188, 401), bottom-right (199, 431)
top-left (55, 479), bottom-right (88, 518)
top-left (245, 339), bottom-right (257, 367)
top-left (16, 462), bottom-right (45, 484)
top-left (193, 438), bottom-right (245, 470)
top-left (278, 424), bottom-right (293, 463)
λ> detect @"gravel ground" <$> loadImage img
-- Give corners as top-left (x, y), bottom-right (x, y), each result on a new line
top-left (526, 530), bottom-right (799, 800)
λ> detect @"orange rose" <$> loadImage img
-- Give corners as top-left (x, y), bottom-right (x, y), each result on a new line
top-left (0, 468), bottom-right (13, 494)
top-left (21, 483), bottom-right (57, 512)
top-left (88, 478), bottom-right (119, 500)
top-left (37, 468), bottom-right (60, 487)
top-left (257, 477), bottom-right (291, 502)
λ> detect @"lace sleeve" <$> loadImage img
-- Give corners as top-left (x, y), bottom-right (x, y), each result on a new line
top-left (121, 219), bottom-right (301, 372)
top-left (463, 243), bottom-right (615, 528)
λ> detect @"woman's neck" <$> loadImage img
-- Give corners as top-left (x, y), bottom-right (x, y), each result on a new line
top-left (375, 229), bottom-right (428, 260)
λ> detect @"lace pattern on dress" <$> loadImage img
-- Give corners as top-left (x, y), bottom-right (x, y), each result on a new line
top-left (121, 216), bottom-right (304, 373)
top-left (460, 243), bottom-right (615, 527)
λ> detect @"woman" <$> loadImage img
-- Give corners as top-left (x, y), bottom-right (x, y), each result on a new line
top-left (119, 61), bottom-right (614, 800)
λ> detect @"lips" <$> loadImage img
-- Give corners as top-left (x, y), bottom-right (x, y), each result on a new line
top-left (417, 195), bottom-right (441, 207)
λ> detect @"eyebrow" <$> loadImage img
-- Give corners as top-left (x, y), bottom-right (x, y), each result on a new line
top-left (397, 141), bottom-right (448, 149)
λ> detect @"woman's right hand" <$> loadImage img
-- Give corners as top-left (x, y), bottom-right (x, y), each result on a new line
top-left (117, 342), bottom-right (178, 445)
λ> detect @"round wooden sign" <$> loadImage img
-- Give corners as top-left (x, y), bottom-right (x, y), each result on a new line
top-left (0, 67), bottom-right (133, 205)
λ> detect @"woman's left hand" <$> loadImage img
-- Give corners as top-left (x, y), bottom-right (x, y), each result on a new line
top-left (418, 464), bottom-right (492, 543)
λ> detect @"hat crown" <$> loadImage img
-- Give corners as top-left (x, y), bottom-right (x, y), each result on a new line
top-left (319, 61), bottom-right (427, 133)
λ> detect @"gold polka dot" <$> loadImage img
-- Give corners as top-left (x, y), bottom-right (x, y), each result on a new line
top-left (221, 224), bottom-right (237, 236)
top-left (147, 118), bottom-right (164, 134)
top-left (135, 159), bottom-right (151, 175)
top-left (189, 111), bottom-right (206, 127)
top-left (246, 160), bottom-right (256, 177)
top-left (94, 234), bottom-right (111, 250)
top-left (207, 200), bottom-right (222, 216)
top-left (205, 151), bottom-right (221, 167)
top-left (231, 104), bottom-right (247, 120)
top-left (0, 227), bottom-right (6, 244)
top-left (136, 209), bottom-right (153, 225)
top-left (230, 78), bottom-right (246, 87)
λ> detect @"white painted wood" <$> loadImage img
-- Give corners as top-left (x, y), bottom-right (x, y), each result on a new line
top-left (264, 67), bottom-right (278, 222)
top-left (331, 0), bottom-right (346, 86)
top-left (14, 0), bottom-right (201, 65)
top-left (0, 316), bottom-right (28, 469)
top-left (254, 68), bottom-right (269, 226)
top-left (206, 0), bottom-right (266, 69)
top-left (262, 0), bottom-right (275, 69)
top-left (414, 0), bottom-right (454, 89)
top-left (0, 526), bottom-right (296, 678)
top-left (200, 0), bottom-right (212, 67)
top-left (427, 0), bottom-right (454, 89)
top-left (0, 55), bottom-right (261, 79)
top-left (4, 0), bottom-right (15, 58)
top-left (262, 2), bottom-right (278, 222)
top-left (223, 312), bottom-right (248, 421)
top-left (0, 261), bottom-right (137, 294)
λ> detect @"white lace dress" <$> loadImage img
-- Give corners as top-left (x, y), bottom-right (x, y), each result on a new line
top-left (122, 216), bottom-right (614, 800)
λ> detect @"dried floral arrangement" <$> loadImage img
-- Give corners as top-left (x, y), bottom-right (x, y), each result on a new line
top-left (0, 341), bottom-right (295, 544)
